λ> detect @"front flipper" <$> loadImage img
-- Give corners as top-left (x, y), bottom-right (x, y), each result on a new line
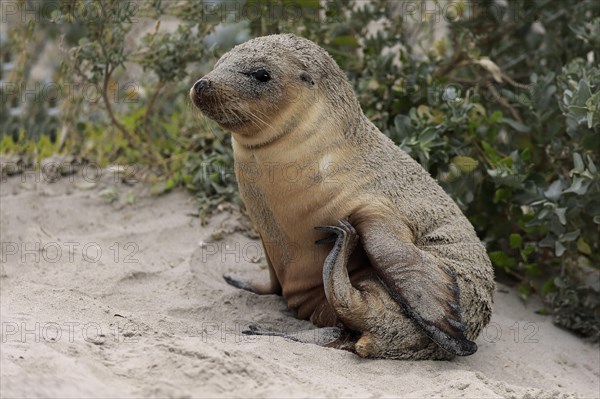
top-left (223, 238), bottom-right (282, 295)
top-left (223, 273), bottom-right (280, 295)
top-left (353, 216), bottom-right (477, 356)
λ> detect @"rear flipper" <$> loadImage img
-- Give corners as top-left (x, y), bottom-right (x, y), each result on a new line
top-left (315, 219), bottom-right (476, 359)
top-left (242, 325), bottom-right (356, 349)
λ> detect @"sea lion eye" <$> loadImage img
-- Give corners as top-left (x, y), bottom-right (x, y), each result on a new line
top-left (251, 69), bottom-right (271, 82)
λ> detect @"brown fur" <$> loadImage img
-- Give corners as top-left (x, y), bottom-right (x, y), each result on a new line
top-left (190, 34), bottom-right (495, 360)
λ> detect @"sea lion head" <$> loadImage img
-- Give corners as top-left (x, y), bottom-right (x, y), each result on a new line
top-left (190, 34), bottom-right (359, 145)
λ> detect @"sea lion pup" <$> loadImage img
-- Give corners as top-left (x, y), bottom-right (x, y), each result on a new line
top-left (190, 34), bottom-right (495, 360)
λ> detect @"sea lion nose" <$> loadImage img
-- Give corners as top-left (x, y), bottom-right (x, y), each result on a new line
top-left (193, 79), bottom-right (209, 97)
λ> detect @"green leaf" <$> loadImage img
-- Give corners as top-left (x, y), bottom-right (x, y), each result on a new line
top-left (489, 111), bottom-right (503, 123)
top-left (554, 207), bottom-right (567, 225)
top-left (493, 188), bottom-right (512, 203)
top-left (563, 177), bottom-right (589, 195)
top-left (573, 153), bottom-right (584, 173)
top-left (452, 156), bottom-right (479, 173)
top-left (481, 141), bottom-right (502, 162)
top-left (571, 80), bottom-right (592, 106)
top-left (521, 244), bottom-right (535, 257)
top-left (577, 238), bottom-right (592, 255)
top-left (166, 177), bottom-right (175, 190)
top-left (489, 251), bottom-right (516, 270)
top-left (509, 233), bottom-right (522, 249)
top-left (503, 117), bottom-right (531, 132)
top-left (544, 180), bottom-right (562, 201)
top-left (561, 229), bottom-right (580, 242)
top-left (587, 155), bottom-right (597, 173)
top-left (330, 35), bottom-right (359, 48)
top-left (499, 156), bottom-right (513, 168)
top-left (555, 241), bottom-right (566, 257)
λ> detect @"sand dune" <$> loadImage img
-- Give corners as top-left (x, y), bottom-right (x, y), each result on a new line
top-left (1, 172), bottom-right (598, 398)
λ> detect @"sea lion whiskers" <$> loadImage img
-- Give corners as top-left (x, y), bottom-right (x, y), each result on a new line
top-left (238, 102), bottom-right (321, 150)
top-left (236, 104), bottom-right (278, 133)
top-left (218, 93), bottom-right (249, 128)
top-left (187, 97), bottom-right (225, 142)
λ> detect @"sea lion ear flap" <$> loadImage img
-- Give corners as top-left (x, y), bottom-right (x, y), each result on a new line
top-left (355, 219), bottom-right (478, 356)
top-left (300, 71), bottom-right (315, 85)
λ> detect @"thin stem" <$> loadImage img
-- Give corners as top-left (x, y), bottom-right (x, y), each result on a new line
top-left (487, 83), bottom-right (523, 123)
top-left (143, 80), bottom-right (165, 127)
top-left (101, 65), bottom-right (133, 141)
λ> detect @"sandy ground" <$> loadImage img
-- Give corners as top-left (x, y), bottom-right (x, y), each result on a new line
top-left (1, 171), bottom-right (599, 399)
